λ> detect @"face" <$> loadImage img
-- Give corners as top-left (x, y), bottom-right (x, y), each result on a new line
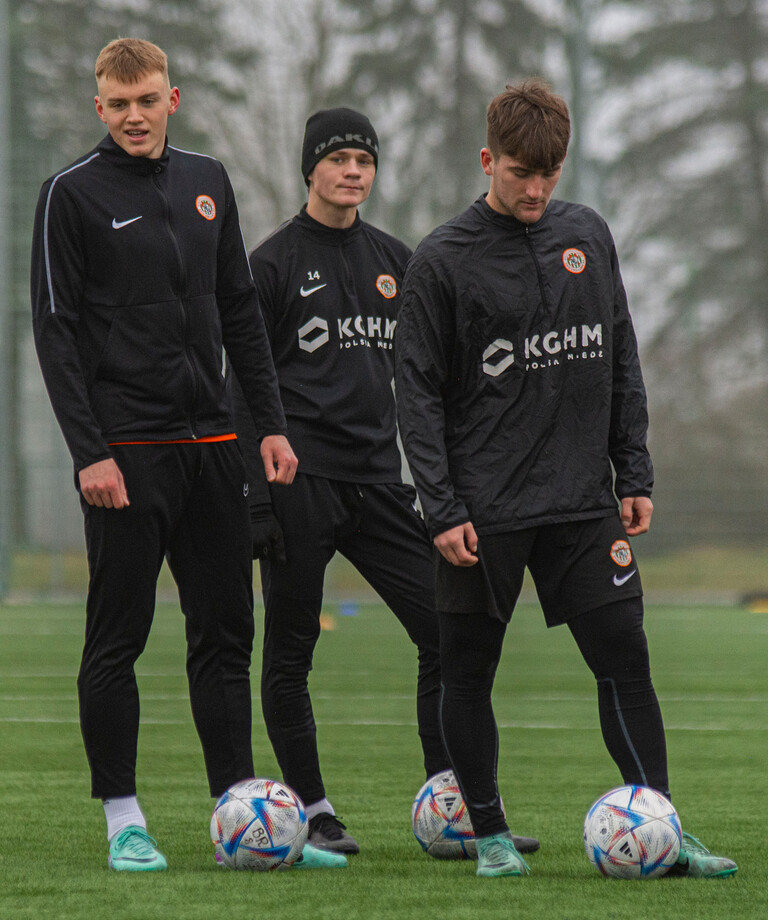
top-left (95, 71), bottom-right (180, 159)
top-left (481, 149), bottom-right (562, 224)
top-left (307, 148), bottom-right (376, 226)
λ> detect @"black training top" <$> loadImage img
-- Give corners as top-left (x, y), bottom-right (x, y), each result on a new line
top-left (236, 206), bottom-right (412, 486)
top-left (31, 134), bottom-right (286, 474)
top-left (395, 195), bottom-right (653, 540)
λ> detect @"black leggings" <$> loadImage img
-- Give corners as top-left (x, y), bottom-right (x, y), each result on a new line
top-left (438, 598), bottom-right (668, 837)
top-left (261, 475), bottom-right (448, 807)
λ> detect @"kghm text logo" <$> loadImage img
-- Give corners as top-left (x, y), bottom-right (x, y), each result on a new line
top-left (298, 315), bottom-right (397, 352)
top-left (482, 324), bottom-right (604, 376)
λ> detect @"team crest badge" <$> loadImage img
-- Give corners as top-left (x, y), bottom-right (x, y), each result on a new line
top-left (196, 195), bottom-right (216, 220)
top-left (376, 274), bottom-right (397, 298)
top-left (562, 248), bottom-right (586, 273)
top-left (610, 540), bottom-right (633, 567)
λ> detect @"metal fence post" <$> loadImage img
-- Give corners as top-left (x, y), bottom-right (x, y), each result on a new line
top-left (0, 0), bottom-right (11, 600)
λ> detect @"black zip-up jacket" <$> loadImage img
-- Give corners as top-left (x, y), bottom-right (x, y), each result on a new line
top-left (395, 195), bottom-right (653, 540)
top-left (31, 134), bottom-right (286, 475)
top-left (233, 206), bottom-right (411, 500)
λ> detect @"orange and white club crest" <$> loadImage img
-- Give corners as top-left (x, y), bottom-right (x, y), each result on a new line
top-left (196, 195), bottom-right (216, 220)
top-left (562, 248), bottom-right (586, 274)
top-left (610, 540), bottom-right (633, 567)
top-left (376, 274), bottom-right (397, 298)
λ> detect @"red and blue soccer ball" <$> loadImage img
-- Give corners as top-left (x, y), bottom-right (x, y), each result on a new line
top-left (412, 769), bottom-right (476, 859)
top-left (583, 784), bottom-right (682, 879)
top-left (210, 778), bottom-right (308, 870)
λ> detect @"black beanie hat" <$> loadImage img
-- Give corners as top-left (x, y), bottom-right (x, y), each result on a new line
top-left (301, 107), bottom-right (379, 185)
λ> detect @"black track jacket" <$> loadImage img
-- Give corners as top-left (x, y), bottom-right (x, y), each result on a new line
top-left (394, 195), bottom-right (653, 540)
top-left (31, 134), bottom-right (286, 475)
top-left (233, 207), bottom-right (411, 493)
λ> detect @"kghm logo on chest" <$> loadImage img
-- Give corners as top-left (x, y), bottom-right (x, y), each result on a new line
top-left (524, 324), bottom-right (602, 359)
top-left (483, 324), bottom-right (604, 376)
top-left (298, 315), bottom-right (397, 352)
top-left (337, 316), bottom-right (397, 349)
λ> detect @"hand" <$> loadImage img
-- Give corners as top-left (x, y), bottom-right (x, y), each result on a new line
top-left (250, 505), bottom-right (287, 564)
top-left (620, 496), bottom-right (653, 536)
top-left (78, 458), bottom-right (129, 509)
top-left (434, 522), bottom-right (479, 567)
top-left (260, 435), bottom-right (298, 485)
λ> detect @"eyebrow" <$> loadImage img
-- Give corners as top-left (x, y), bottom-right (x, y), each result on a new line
top-left (105, 91), bottom-right (162, 104)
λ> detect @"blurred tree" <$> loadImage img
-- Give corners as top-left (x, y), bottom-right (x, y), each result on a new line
top-left (10, 0), bottom-right (766, 562)
top-left (14, 0), bottom-right (255, 159)
top-left (316, 0), bottom-right (552, 245)
top-left (8, 0), bottom-right (257, 544)
top-left (211, 1), bottom-right (601, 247)
top-left (203, 0), bottom-right (343, 243)
top-left (596, 0), bottom-right (768, 479)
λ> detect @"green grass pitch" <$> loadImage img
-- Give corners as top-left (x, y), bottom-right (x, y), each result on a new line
top-left (0, 598), bottom-right (765, 919)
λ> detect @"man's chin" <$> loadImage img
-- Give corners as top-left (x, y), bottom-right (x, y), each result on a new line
top-left (517, 208), bottom-right (545, 224)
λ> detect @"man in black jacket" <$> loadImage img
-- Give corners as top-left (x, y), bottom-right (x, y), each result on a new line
top-left (232, 107), bottom-right (540, 856)
top-left (29, 38), bottom-right (347, 872)
top-left (395, 80), bottom-right (737, 880)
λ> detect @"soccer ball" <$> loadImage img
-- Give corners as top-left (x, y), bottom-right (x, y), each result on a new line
top-left (210, 778), bottom-right (308, 870)
top-left (583, 784), bottom-right (682, 879)
top-left (412, 769), bottom-right (476, 859)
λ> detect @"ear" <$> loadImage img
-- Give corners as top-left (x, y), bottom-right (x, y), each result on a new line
top-left (480, 147), bottom-right (494, 177)
top-left (94, 95), bottom-right (106, 124)
top-left (168, 87), bottom-right (180, 116)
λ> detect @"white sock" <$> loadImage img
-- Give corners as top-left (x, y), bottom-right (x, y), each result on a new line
top-left (103, 796), bottom-right (146, 841)
top-left (305, 798), bottom-right (335, 821)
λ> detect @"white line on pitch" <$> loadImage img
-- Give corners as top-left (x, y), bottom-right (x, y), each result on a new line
top-left (0, 716), bottom-right (763, 732)
top-left (2, 691), bottom-right (767, 704)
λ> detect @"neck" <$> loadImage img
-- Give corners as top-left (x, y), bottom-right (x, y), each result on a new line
top-left (305, 196), bottom-right (358, 229)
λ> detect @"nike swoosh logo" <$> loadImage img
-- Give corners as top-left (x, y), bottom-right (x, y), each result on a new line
top-left (112, 216), bottom-right (143, 229)
top-left (613, 569), bottom-right (637, 587)
top-left (300, 283), bottom-right (327, 297)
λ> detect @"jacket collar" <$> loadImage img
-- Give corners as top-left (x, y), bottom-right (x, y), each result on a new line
top-left (475, 194), bottom-right (551, 234)
top-left (295, 205), bottom-right (363, 244)
top-left (97, 134), bottom-right (171, 175)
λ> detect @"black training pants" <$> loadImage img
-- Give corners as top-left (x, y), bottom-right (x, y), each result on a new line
top-left (78, 441), bottom-right (255, 799)
top-left (438, 598), bottom-right (669, 837)
top-left (260, 473), bottom-right (449, 807)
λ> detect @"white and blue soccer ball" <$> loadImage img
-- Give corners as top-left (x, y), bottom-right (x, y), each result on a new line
top-left (412, 769), bottom-right (476, 859)
top-left (583, 784), bottom-right (681, 879)
top-left (210, 778), bottom-right (308, 870)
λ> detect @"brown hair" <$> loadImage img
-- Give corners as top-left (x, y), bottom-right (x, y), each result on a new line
top-left (486, 79), bottom-right (570, 169)
top-left (95, 38), bottom-right (169, 86)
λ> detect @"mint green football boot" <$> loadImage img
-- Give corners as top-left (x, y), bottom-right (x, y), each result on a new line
top-left (108, 826), bottom-right (168, 871)
top-left (476, 831), bottom-right (530, 878)
top-left (292, 842), bottom-right (348, 869)
top-left (667, 832), bottom-right (737, 879)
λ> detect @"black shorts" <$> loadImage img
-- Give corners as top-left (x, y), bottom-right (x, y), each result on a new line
top-left (435, 515), bottom-right (643, 625)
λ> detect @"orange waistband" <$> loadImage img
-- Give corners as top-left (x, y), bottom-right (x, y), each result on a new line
top-left (108, 433), bottom-right (237, 445)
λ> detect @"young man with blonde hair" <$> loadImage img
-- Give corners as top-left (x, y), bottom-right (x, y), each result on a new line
top-left (31, 38), bottom-right (342, 872)
top-left (395, 79), bottom-right (737, 880)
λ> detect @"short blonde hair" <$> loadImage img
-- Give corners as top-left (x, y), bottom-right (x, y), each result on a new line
top-left (95, 38), bottom-right (169, 86)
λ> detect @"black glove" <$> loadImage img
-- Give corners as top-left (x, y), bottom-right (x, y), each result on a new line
top-left (250, 504), bottom-right (287, 564)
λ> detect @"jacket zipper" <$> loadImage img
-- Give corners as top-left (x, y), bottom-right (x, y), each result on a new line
top-left (525, 226), bottom-right (550, 325)
top-left (154, 167), bottom-right (199, 438)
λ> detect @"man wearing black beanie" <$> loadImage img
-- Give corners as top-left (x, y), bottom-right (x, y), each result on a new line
top-left (300, 107), bottom-right (379, 184)
top-left (231, 107), bottom-right (540, 856)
